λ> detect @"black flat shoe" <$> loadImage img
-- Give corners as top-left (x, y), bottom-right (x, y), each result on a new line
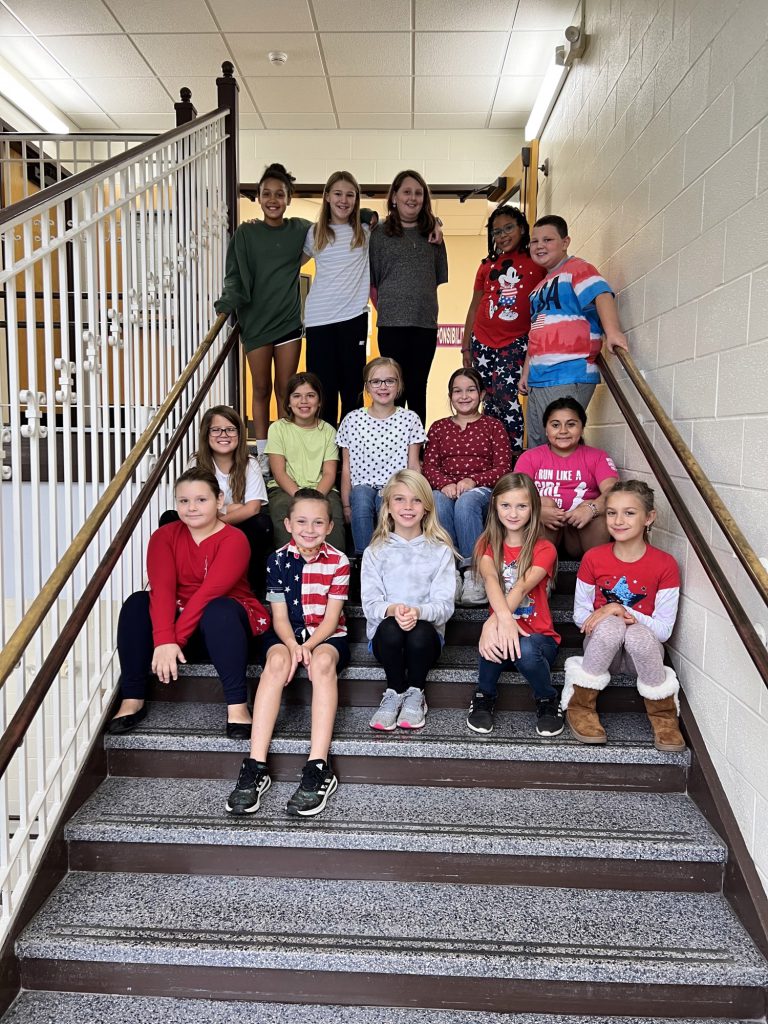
top-left (107, 706), bottom-right (147, 735)
top-left (226, 721), bottom-right (252, 740)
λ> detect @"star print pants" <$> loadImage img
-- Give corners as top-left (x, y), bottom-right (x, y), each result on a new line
top-left (582, 616), bottom-right (666, 687)
top-left (470, 333), bottom-right (527, 452)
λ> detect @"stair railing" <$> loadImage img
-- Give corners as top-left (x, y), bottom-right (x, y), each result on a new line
top-left (597, 349), bottom-right (768, 686)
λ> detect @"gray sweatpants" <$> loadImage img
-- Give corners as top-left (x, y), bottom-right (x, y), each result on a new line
top-left (526, 382), bottom-right (596, 448)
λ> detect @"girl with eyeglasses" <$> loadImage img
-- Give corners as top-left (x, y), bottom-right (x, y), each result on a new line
top-left (336, 357), bottom-right (426, 555)
top-left (461, 206), bottom-right (545, 452)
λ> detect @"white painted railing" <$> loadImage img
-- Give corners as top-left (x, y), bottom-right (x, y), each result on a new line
top-left (0, 108), bottom-right (234, 939)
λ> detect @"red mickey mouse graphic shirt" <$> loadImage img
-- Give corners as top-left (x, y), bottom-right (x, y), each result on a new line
top-left (472, 251), bottom-right (545, 347)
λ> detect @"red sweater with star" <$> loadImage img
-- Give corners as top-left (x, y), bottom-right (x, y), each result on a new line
top-left (147, 521), bottom-right (270, 647)
top-left (423, 415), bottom-right (511, 490)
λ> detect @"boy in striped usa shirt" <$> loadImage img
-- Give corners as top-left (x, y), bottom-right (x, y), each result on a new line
top-left (226, 488), bottom-right (350, 819)
top-left (520, 215), bottom-right (628, 448)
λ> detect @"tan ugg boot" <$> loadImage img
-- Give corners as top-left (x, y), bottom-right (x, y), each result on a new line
top-left (637, 667), bottom-right (686, 752)
top-left (565, 684), bottom-right (607, 744)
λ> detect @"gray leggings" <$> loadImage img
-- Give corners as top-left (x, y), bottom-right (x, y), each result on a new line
top-left (582, 615), bottom-right (666, 687)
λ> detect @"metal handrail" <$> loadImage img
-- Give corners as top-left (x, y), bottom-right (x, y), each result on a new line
top-left (0, 312), bottom-right (229, 690)
top-left (598, 352), bottom-right (768, 688)
top-left (0, 323), bottom-right (239, 778)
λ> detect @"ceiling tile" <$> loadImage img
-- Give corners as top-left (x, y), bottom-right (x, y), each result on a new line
top-left (0, 8), bottom-right (28, 33)
top-left (339, 113), bottom-right (411, 129)
top-left (130, 34), bottom-right (230, 77)
top-left (239, 112), bottom-right (265, 129)
top-left (321, 33), bottom-right (410, 76)
top-left (76, 77), bottom-right (173, 113)
top-left (413, 113), bottom-right (488, 128)
top-left (41, 35), bottom-right (154, 78)
top-left (160, 77), bottom-right (255, 114)
top-left (489, 110), bottom-right (529, 128)
top-left (331, 77), bottom-right (410, 113)
top-left (0, 37), bottom-right (68, 78)
top-left (227, 33), bottom-right (323, 76)
top-left (313, 0), bottom-right (411, 32)
top-left (29, 78), bottom-right (104, 113)
top-left (6, 0), bottom-right (122, 34)
top-left (208, 0), bottom-right (313, 32)
top-left (415, 77), bottom-right (496, 113)
top-left (68, 111), bottom-right (120, 129)
top-left (415, 0), bottom-right (518, 31)
top-left (104, 0), bottom-right (217, 32)
top-left (502, 30), bottom-right (562, 76)
top-left (513, 0), bottom-right (580, 31)
top-left (494, 75), bottom-right (543, 110)
top-left (415, 32), bottom-right (509, 75)
top-left (261, 112), bottom-right (337, 128)
top-left (112, 112), bottom-right (176, 130)
top-left (246, 76), bottom-right (332, 113)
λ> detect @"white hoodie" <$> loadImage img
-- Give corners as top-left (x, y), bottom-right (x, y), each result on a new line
top-left (361, 533), bottom-right (455, 641)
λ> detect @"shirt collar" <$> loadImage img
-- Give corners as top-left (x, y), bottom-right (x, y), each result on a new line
top-left (286, 539), bottom-right (331, 563)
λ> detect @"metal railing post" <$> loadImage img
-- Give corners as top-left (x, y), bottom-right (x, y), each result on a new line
top-left (216, 60), bottom-right (241, 411)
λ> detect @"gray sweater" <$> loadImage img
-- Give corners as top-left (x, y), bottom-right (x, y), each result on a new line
top-left (369, 226), bottom-right (448, 329)
top-left (360, 533), bottom-right (456, 640)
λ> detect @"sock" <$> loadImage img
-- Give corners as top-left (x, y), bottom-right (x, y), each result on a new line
top-left (256, 439), bottom-right (267, 455)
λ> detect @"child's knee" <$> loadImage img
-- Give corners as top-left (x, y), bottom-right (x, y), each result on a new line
top-left (592, 614), bottom-right (626, 640)
top-left (310, 648), bottom-right (338, 682)
top-left (624, 623), bottom-right (657, 656)
top-left (264, 645), bottom-right (292, 677)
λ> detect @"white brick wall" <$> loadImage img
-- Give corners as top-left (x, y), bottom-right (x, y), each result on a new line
top-left (538, 0), bottom-right (768, 893)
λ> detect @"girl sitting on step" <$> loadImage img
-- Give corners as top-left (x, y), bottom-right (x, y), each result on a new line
top-left (467, 472), bottom-right (562, 738)
top-left (108, 468), bottom-right (270, 739)
top-left (563, 479), bottom-right (685, 752)
top-left (362, 470), bottom-right (455, 732)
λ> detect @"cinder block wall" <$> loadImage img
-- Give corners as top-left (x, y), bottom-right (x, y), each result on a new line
top-left (537, 0), bottom-right (768, 892)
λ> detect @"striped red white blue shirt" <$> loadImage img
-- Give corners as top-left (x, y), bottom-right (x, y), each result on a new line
top-left (266, 541), bottom-right (349, 639)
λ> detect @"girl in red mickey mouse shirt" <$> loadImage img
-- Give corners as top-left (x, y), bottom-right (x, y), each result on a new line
top-left (563, 480), bottom-right (685, 753)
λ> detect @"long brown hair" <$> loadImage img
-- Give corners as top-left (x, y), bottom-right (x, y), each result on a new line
top-left (472, 472), bottom-right (543, 587)
top-left (313, 170), bottom-right (365, 252)
top-left (370, 470), bottom-right (455, 551)
top-left (383, 169), bottom-right (437, 238)
top-left (195, 406), bottom-right (250, 504)
top-left (282, 372), bottom-right (324, 425)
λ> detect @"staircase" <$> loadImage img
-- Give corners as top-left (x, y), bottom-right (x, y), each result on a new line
top-left (3, 563), bottom-right (768, 1022)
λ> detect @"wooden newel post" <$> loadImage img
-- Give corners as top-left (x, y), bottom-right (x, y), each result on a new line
top-left (174, 87), bottom-right (197, 126)
top-left (216, 61), bottom-right (241, 409)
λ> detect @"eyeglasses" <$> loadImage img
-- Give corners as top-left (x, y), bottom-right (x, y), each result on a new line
top-left (491, 223), bottom-right (519, 238)
top-left (209, 426), bottom-right (238, 436)
top-left (368, 378), bottom-right (397, 389)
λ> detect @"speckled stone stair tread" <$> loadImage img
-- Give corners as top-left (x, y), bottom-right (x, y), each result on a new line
top-left (66, 777), bottom-right (725, 862)
top-left (1, 992), bottom-right (755, 1024)
top-left (104, 702), bottom-right (690, 765)
top-left (16, 872), bottom-right (768, 987)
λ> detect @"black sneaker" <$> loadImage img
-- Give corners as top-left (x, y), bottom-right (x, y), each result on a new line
top-left (286, 759), bottom-right (338, 817)
top-left (536, 698), bottom-right (565, 737)
top-left (467, 691), bottom-right (496, 734)
top-left (225, 758), bottom-right (271, 815)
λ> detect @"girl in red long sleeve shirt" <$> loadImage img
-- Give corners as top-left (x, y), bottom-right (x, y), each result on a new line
top-left (108, 468), bottom-right (270, 738)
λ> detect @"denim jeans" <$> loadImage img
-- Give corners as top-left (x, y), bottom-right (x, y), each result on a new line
top-left (432, 487), bottom-right (491, 562)
top-left (350, 484), bottom-right (382, 554)
top-left (477, 632), bottom-right (558, 701)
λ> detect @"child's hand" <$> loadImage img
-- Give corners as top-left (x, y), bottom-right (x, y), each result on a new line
top-left (604, 330), bottom-right (628, 353)
top-left (286, 641), bottom-right (310, 682)
top-left (342, 504), bottom-right (352, 524)
top-left (441, 483), bottom-right (458, 499)
top-left (152, 644), bottom-right (185, 684)
top-left (581, 602), bottom-right (626, 635)
top-left (428, 221), bottom-right (444, 245)
top-left (456, 478), bottom-right (476, 496)
top-left (540, 503), bottom-right (566, 531)
top-left (518, 364), bottom-right (529, 395)
top-left (563, 503), bottom-right (594, 529)
top-left (478, 618), bottom-right (504, 663)
top-left (395, 604), bottom-right (419, 631)
top-left (462, 348), bottom-right (472, 370)
top-left (496, 614), bottom-right (529, 661)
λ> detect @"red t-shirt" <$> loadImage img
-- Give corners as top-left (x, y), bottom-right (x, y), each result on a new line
top-left (484, 537), bottom-right (560, 641)
top-left (147, 521), bottom-right (271, 647)
top-left (472, 252), bottom-right (546, 347)
top-left (577, 543), bottom-right (680, 618)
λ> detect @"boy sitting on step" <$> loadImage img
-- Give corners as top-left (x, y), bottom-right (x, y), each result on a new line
top-left (226, 488), bottom-right (350, 818)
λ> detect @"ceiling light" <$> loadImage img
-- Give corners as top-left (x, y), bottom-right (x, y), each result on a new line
top-left (0, 57), bottom-right (70, 134)
top-left (524, 59), bottom-right (568, 141)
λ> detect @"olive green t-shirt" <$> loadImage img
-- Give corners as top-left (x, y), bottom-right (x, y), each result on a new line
top-left (265, 419), bottom-right (339, 489)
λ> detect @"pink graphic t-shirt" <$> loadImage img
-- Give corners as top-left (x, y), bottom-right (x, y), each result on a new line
top-left (515, 444), bottom-right (618, 511)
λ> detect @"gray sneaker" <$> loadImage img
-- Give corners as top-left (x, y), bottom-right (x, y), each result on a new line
top-left (454, 570), bottom-right (463, 604)
top-left (461, 569), bottom-right (487, 606)
top-left (369, 688), bottom-right (403, 731)
top-left (397, 686), bottom-right (427, 730)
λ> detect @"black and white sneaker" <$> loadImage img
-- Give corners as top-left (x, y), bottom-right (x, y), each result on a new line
top-left (286, 758), bottom-right (338, 817)
top-left (225, 758), bottom-right (271, 815)
top-left (466, 690), bottom-right (496, 734)
top-left (536, 698), bottom-right (565, 737)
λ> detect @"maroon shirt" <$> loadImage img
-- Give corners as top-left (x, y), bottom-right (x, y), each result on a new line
top-left (423, 415), bottom-right (511, 490)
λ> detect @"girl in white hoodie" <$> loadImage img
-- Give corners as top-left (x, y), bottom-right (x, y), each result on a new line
top-left (361, 470), bottom-right (455, 732)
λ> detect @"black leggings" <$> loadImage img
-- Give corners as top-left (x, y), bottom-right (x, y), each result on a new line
top-left (377, 325), bottom-right (438, 427)
top-left (371, 617), bottom-right (442, 693)
top-left (117, 591), bottom-right (251, 704)
top-left (306, 312), bottom-right (368, 428)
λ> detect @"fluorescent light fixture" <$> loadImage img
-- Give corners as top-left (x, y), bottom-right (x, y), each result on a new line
top-left (0, 57), bottom-right (70, 134)
top-left (524, 59), bottom-right (568, 141)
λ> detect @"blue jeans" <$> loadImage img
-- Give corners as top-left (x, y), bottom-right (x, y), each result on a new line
top-left (477, 633), bottom-right (558, 701)
top-left (350, 484), bottom-right (382, 554)
top-left (433, 487), bottom-right (491, 562)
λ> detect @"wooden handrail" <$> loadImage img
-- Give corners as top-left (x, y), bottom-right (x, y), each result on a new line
top-left (0, 313), bottom-right (229, 690)
top-left (598, 353), bottom-right (768, 688)
top-left (610, 347), bottom-right (768, 608)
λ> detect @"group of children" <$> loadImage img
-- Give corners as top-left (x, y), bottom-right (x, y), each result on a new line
top-left (107, 162), bottom-right (687, 821)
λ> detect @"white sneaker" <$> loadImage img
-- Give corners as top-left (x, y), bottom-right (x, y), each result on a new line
top-left (369, 688), bottom-right (403, 731)
top-left (397, 686), bottom-right (427, 730)
top-left (461, 569), bottom-right (487, 606)
top-left (257, 452), bottom-right (271, 479)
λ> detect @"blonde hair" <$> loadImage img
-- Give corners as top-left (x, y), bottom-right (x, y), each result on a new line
top-left (195, 405), bottom-right (250, 504)
top-left (363, 356), bottom-right (404, 399)
top-left (313, 171), bottom-right (365, 252)
top-left (472, 472), bottom-right (544, 587)
top-left (370, 470), bottom-right (455, 550)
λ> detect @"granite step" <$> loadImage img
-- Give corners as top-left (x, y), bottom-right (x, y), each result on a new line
top-left (65, 777), bottom-right (726, 891)
top-left (105, 703), bottom-right (690, 792)
top-left (1, 992), bottom-right (756, 1024)
top-left (15, 872), bottom-right (768, 1017)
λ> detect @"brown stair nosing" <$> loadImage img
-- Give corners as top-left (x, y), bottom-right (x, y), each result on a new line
top-left (18, 959), bottom-right (767, 1019)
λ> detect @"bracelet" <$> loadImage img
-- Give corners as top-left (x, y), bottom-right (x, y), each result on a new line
top-left (343, 505), bottom-right (351, 510)
top-left (460, 347), bottom-right (470, 353)
top-left (587, 502), bottom-right (599, 520)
